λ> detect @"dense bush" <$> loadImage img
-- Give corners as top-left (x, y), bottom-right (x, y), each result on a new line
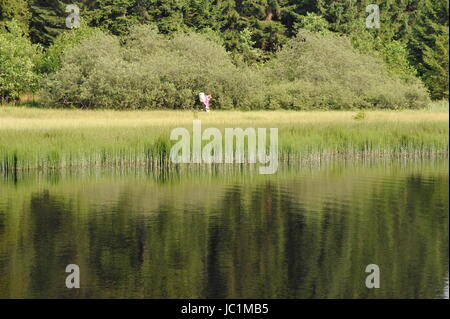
top-left (0, 20), bottom-right (41, 101)
top-left (261, 31), bottom-right (430, 110)
top-left (43, 25), bottom-right (261, 109)
top-left (43, 27), bottom-right (430, 110)
top-left (38, 23), bottom-right (101, 74)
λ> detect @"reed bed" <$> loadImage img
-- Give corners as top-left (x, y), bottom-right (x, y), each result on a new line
top-left (0, 106), bottom-right (448, 173)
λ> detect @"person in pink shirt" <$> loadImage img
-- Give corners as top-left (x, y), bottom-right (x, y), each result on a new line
top-left (203, 92), bottom-right (212, 112)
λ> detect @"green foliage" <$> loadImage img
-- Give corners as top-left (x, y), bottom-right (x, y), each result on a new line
top-left (43, 25), bottom-right (261, 109)
top-left (375, 39), bottom-right (418, 81)
top-left (28, 0), bottom-right (84, 45)
top-left (0, 0), bottom-right (31, 32)
top-left (2, 0), bottom-right (448, 103)
top-left (132, 0), bottom-right (187, 34)
top-left (38, 23), bottom-right (100, 74)
top-left (0, 20), bottom-right (42, 101)
top-left (317, 1), bottom-right (420, 84)
top-left (84, 0), bottom-right (141, 36)
top-left (43, 27), bottom-right (430, 110)
top-left (409, 0), bottom-right (449, 100)
top-left (253, 20), bottom-right (288, 54)
top-left (316, 0), bottom-right (448, 100)
top-left (316, 0), bottom-right (418, 42)
top-left (232, 28), bottom-right (263, 64)
top-left (350, 32), bottom-right (418, 82)
top-left (353, 110), bottom-right (366, 120)
top-left (293, 12), bottom-right (329, 34)
top-left (422, 28), bottom-right (449, 100)
top-left (263, 31), bottom-right (429, 110)
top-left (42, 31), bottom-right (122, 108)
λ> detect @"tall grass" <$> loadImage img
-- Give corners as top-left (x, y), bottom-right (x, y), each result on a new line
top-left (427, 100), bottom-right (449, 112)
top-left (0, 106), bottom-right (448, 172)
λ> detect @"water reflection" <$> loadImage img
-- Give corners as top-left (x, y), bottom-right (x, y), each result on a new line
top-left (0, 159), bottom-right (448, 298)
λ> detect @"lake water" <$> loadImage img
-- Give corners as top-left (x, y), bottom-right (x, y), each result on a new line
top-left (0, 159), bottom-right (448, 299)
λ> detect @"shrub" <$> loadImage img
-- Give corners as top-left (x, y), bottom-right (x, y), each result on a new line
top-left (43, 27), bottom-right (430, 110)
top-left (42, 32), bottom-right (123, 108)
top-left (0, 20), bottom-right (42, 102)
top-left (38, 23), bottom-right (101, 74)
top-left (262, 31), bottom-right (430, 110)
top-left (43, 25), bottom-right (261, 109)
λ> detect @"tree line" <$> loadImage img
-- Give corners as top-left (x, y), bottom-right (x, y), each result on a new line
top-left (0, 0), bottom-right (448, 105)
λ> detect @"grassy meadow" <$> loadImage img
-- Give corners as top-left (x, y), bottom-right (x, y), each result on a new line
top-left (0, 105), bottom-right (448, 172)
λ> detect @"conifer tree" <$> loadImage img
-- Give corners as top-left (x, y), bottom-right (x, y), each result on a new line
top-left (409, 0), bottom-right (449, 99)
top-left (0, 0), bottom-right (31, 32)
top-left (28, 0), bottom-right (81, 45)
top-left (85, 0), bottom-right (138, 36)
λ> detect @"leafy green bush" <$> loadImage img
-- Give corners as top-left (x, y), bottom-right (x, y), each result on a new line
top-left (38, 23), bottom-right (101, 74)
top-left (42, 32), bottom-right (123, 108)
top-left (293, 13), bottom-right (330, 34)
top-left (350, 31), bottom-right (418, 82)
top-left (0, 20), bottom-right (42, 102)
top-left (43, 25), bottom-right (261, 109)
top-left (262, 31), bottom-right (430, 110)
top-left (43, 27), bottom-right (430, 110)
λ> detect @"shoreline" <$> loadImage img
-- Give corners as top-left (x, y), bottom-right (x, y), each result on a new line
top-left (2, 152), bottom-right (448, 175)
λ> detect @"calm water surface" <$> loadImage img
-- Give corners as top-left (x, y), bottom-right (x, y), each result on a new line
top-left (0, 159), bottom-right (448, 298)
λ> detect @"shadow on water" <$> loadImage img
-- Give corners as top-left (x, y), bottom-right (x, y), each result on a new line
top-left (0, 158), bottom-right (448, 298)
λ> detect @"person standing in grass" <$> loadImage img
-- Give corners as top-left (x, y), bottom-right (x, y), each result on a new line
top-left (204, 92), bottom-right (212, 112)
top-left (199, 92), bottom-right (212, 112)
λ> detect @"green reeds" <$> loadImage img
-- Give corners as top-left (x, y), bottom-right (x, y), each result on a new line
top-left (0, 107), bottom-right (448, 173)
